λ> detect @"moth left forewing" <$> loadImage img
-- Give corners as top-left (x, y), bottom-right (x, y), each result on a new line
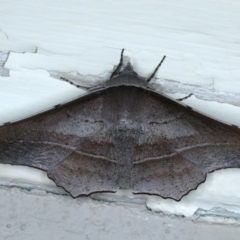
top-left (0, 89), bottom-right (119, 196)
top-left (0, 111), bottom-right (76, 170)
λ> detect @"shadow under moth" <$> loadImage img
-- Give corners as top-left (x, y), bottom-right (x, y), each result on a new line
top-left (0, 49), bottom-right (240, 201)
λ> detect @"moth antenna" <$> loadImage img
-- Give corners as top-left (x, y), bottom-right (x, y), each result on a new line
top-left (110, 48), bottom-right (124, 79)
top-left (176, 93), bottom-right (193, 101)
top-left (60, 77), bottom-right (90, 90)
top-left (147, 55), bottom-right (166, 82)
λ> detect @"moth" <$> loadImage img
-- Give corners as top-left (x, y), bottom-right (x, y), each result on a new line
top-left (0, 49), bottom-right (240, 201)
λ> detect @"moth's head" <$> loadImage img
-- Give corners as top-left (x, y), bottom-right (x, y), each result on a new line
top-left (104, 62), bottom-right (154, 90)
top-left (120, 62), bottom-right (135, 76)
top-left (104, 50), bottom-right (166, 90)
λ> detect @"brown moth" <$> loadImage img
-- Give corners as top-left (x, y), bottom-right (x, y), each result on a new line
top-left (0, 49), bottom-right (240, 201)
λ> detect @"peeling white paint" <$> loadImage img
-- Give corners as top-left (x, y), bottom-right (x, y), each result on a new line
top-left (0, 0), bottom-right (240, 229)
